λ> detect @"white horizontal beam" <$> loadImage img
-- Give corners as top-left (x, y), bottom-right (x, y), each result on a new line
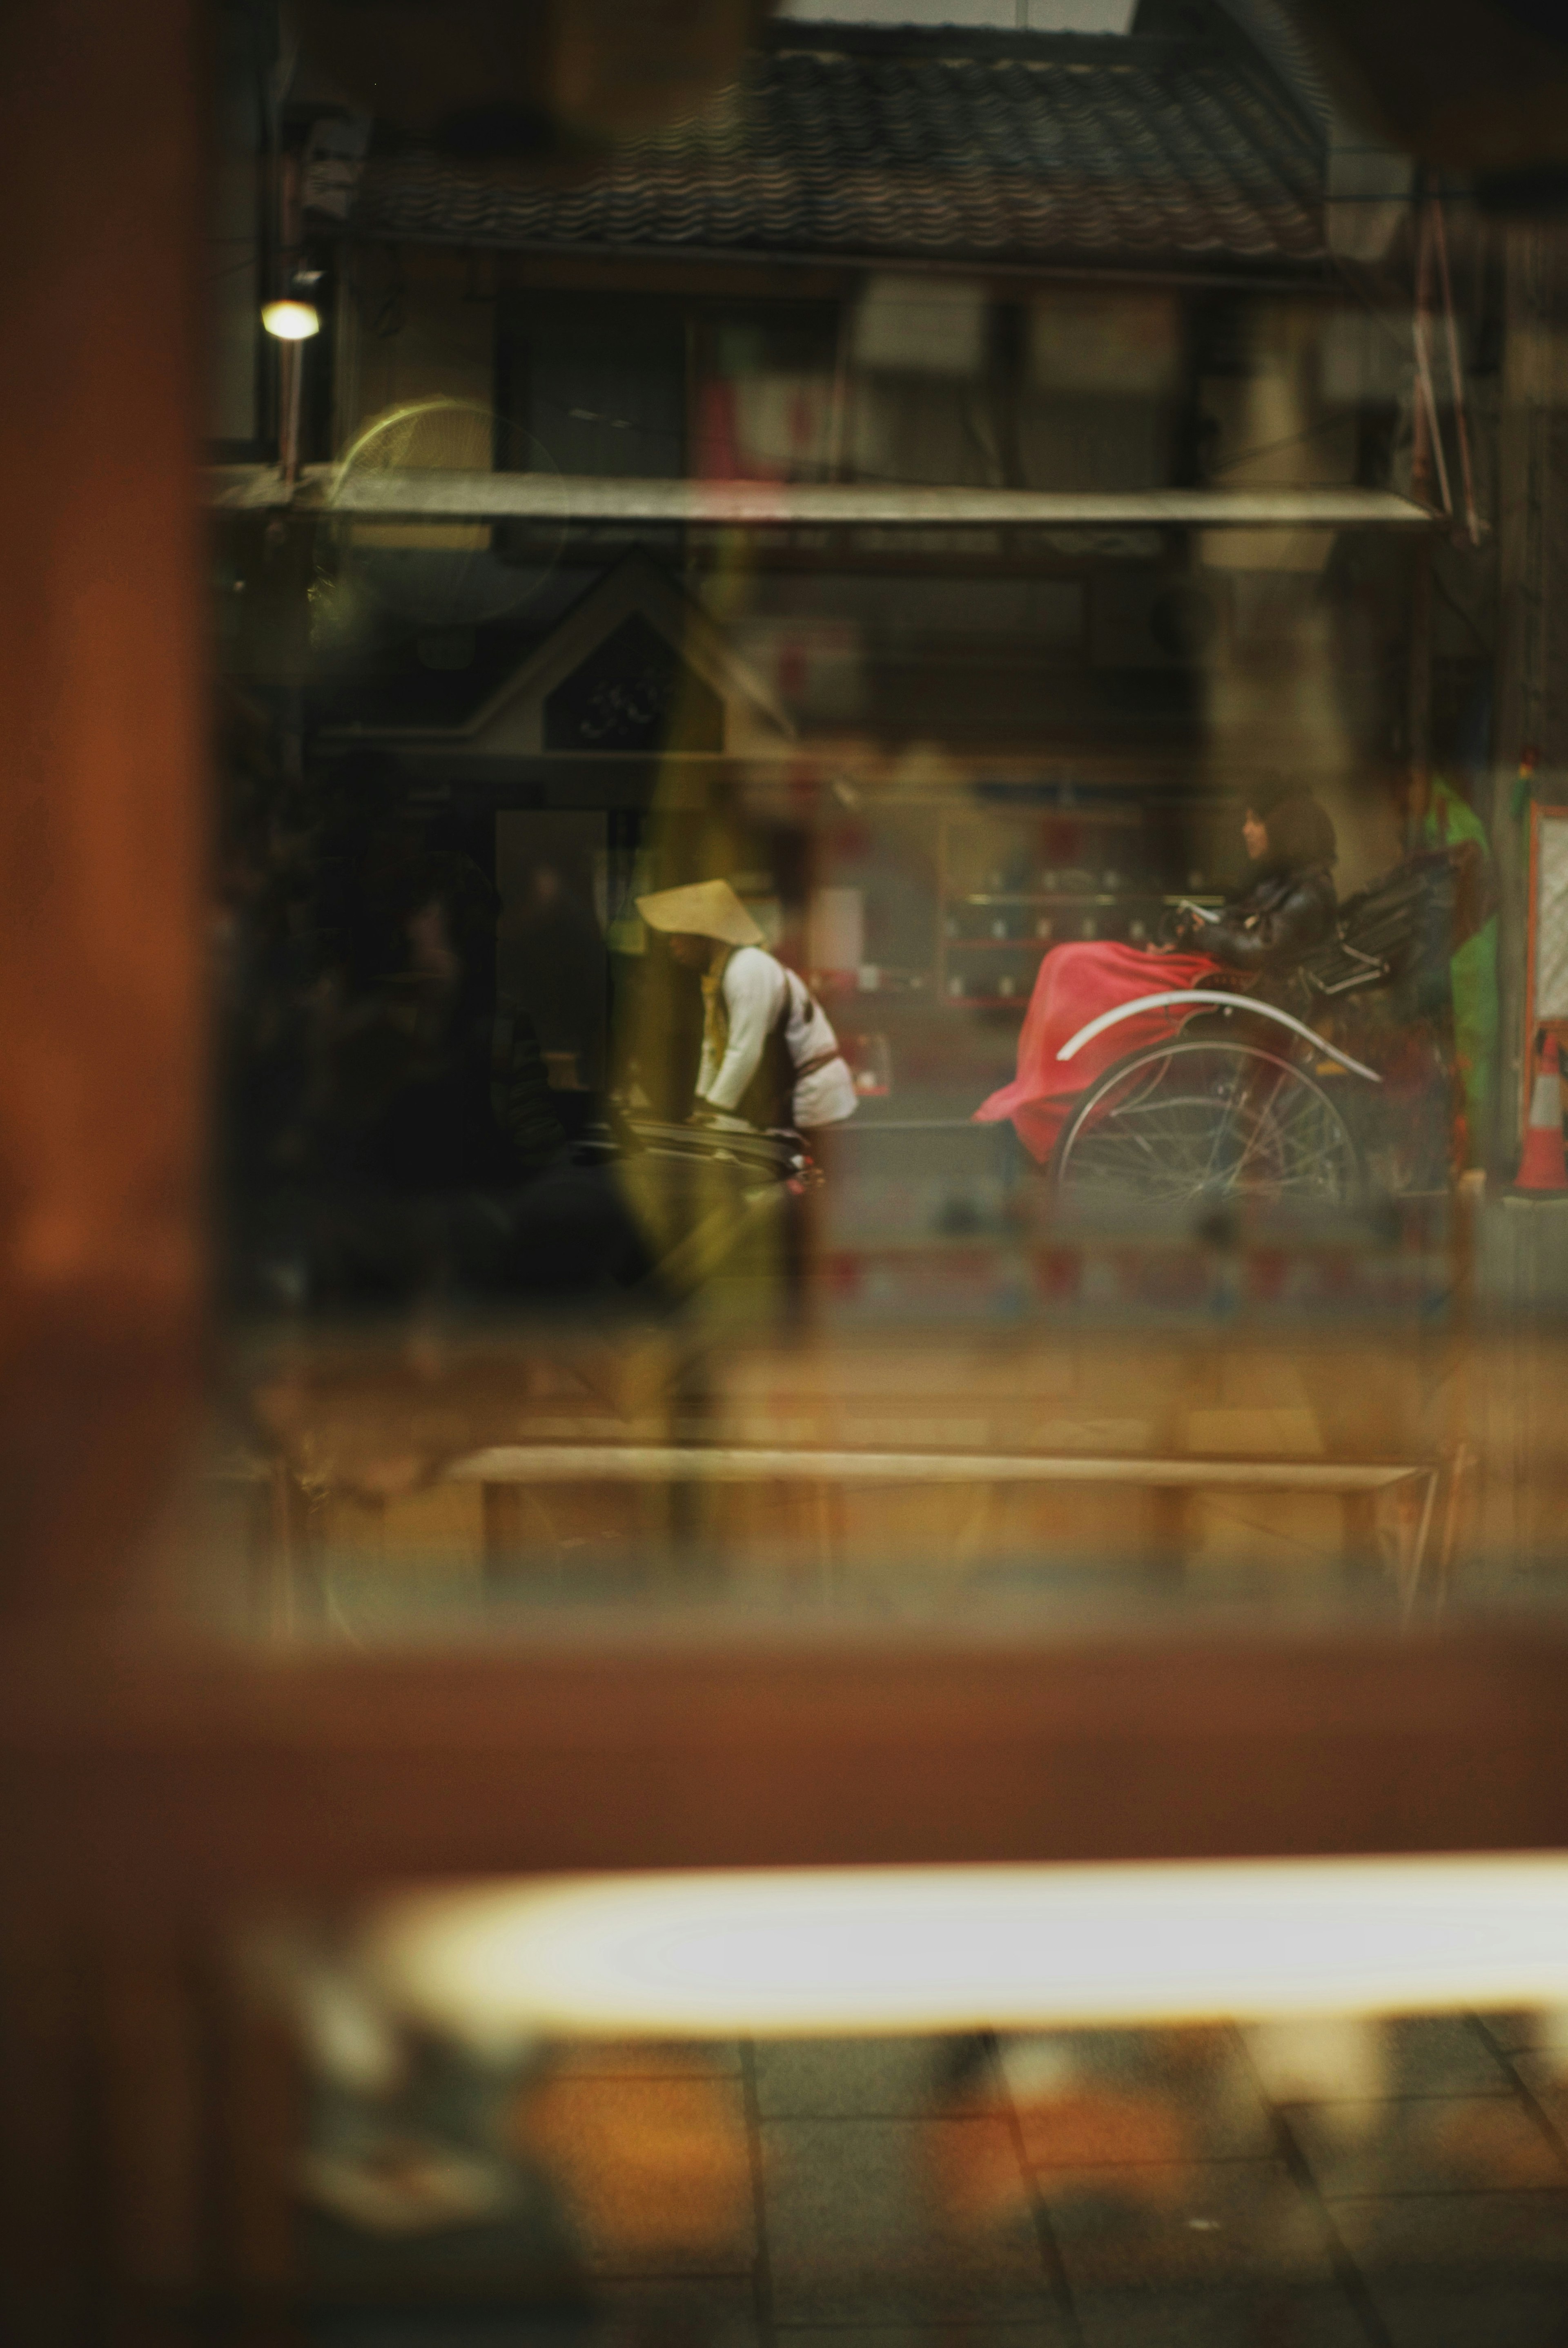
top-left (450, 1443), bottom-right (1423, 1491)
top-left (210, 465), bottom-right (1437, 531)
top-left (363, 1856), bottom-right (1568, 2037)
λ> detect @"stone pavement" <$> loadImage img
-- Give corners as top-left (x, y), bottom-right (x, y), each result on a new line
top-left (303, 2015), bottom-right (1568, 2346)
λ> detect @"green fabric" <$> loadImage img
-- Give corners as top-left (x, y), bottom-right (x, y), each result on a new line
top-left (1424, 776), bottom-right (1500, 1153)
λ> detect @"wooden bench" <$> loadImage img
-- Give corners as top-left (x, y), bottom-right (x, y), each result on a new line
top-left (453, 1443), bottom-right (1445, 1613)
top-left (221, 1440), bottom-right (1451, 1627)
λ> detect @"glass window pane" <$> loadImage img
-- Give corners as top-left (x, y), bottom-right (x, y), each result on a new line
top-left (192, 0), bottom-right (1565, 1655)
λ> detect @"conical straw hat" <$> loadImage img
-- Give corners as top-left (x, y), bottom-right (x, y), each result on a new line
top-left (635, 878), bottom-right (763, 948)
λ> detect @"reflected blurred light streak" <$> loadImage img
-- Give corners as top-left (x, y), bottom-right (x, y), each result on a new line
top-left (362, 1857), bottom-right (1568, 2040)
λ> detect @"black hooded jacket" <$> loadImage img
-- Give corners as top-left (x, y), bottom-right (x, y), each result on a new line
top-left (1197, 860), bottom-right (1337, 976)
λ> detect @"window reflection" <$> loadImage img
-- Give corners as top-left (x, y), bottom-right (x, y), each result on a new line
top-left (200, 0), bottom-right (1564, 1642)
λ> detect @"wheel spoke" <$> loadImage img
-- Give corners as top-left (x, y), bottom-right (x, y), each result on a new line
top-left (1057, 1044), bottom-right (1357, 1208)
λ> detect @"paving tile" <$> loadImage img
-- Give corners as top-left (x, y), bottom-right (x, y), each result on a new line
top-left (1263, 2016), bottom-right (1506, 2100)
top-left (310, 2316), bottom-right (592, 2348)
top-left (1508, 2053), bottom-right (1568, 2152)
top-left (513, 2072), bottom-right (756, 2276)
top-left (300, 2185), bottom-right (586, 2298)
top-left (1383, 2016), bottom-right (1521, 2098)
top-left (774, 2325), bottom-right (1071, 2348)
top-left (1243, 2018), bottom-right (1390, 2109)
top-left (1071, 2280), bottom-right (1375, 2348)
top-left (761, 2116), bottom-right (1054, 2324)
top-left (998, 2027), bottom-right (1274, 2165)
top-left (1036, 2158), bottom-right (1337, 2298)
top-left (752, 2036), bottom-right (966, 2119)
top-left (1333, 2186), bottom-right (1568, 2271)
top-left (1354, 2282), bottom-right (1568, 2348)
top-left (590, 2275), bottom-right (762, 2348)
top-left (546, 2040), bottom-right (744, 2078)
top-left (1474, 2011), bottom-right (1550, 2057)
top-left (1334, 2191), bottom-right (1568, 2348)
top-left (1247, 2018), bottom-right (1529, 2114)
top-left (1287, 2098), bottom-right (1568, 2199)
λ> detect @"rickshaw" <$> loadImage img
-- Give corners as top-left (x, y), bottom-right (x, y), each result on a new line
top-left (1047, 849), bottom-right (1471, 1212)
top-left (583, 1110), bottom-right (810, 1301)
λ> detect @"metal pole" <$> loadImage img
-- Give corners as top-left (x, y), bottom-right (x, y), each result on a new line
top-left (1407, 194), bottom-right (1437, 843)
top-left (1431, 192), bottom-right (1481, 546)
top-left (1493, 219), bottom-right (1552, 1165)
top-left (281, 337), bottom-right (303, 487)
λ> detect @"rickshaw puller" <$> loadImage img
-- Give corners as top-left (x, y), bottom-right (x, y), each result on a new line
top-left (637, 879), bottom-right (858, 1137)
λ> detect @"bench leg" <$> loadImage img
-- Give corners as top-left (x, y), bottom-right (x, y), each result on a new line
top-left (1341, 1490), bottom-right (1382, 1585)
top-left (1147, 1485), bottom-right (1189, 1579)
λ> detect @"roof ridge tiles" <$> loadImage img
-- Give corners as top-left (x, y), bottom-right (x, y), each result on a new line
top-left (347, 33), bottom-right (1327, 268)
top-left (758, 24), bottom-right (1208, 65)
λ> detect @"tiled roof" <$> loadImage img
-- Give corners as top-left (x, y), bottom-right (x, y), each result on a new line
top-left (347, 28), bottom-right (1327, 271)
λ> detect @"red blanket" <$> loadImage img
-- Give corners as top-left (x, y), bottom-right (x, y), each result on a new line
top-left (974, 940), bottom-right (1220, 1163)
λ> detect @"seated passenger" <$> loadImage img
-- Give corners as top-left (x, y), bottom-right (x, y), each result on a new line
top-left (975, 791), bottom-right (1338, 1165)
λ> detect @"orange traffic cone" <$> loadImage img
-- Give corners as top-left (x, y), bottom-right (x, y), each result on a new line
top-left (1517, 1030), bottom-right (1568, 1191)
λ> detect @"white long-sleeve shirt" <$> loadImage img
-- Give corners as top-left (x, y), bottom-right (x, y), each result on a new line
top-left (699, 946), bottom-right (858, 1129)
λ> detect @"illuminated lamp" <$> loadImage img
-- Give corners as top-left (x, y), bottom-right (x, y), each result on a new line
top-left (261, 298), bottom-right (321, 341)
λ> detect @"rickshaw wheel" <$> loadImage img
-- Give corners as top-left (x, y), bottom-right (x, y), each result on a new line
top-left (1051, 1039), bottom-right (1363, 1211)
